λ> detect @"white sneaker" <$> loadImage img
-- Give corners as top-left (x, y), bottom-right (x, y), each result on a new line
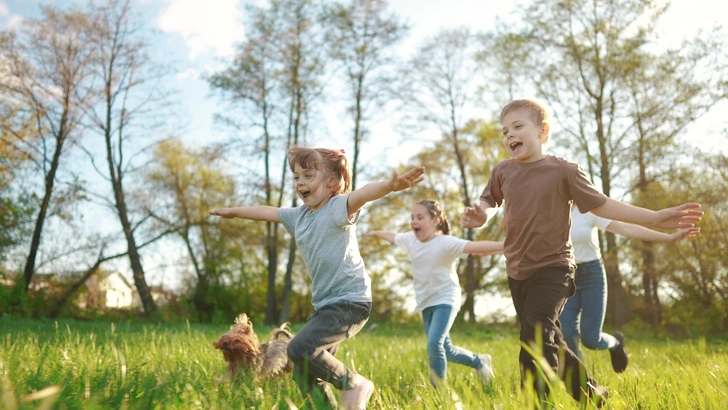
top-left (340, 373), bottom-right (375, 410)
top-left (476, 354), bottom-right (494, 383)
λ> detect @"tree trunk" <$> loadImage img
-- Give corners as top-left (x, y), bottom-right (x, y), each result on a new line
top-left (604, 232), bottom-right (628, 327)
top-left (23, 127), bottom-right (66, 291)
top-left (280, 235), bottom-right (297, 323)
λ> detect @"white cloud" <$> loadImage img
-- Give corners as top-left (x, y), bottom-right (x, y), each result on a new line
top-left (176, 67), bottom-right (199, 80)
top-left (6, 14), bottom-right (22, 29)
top-left (157, 0), bottom-right (245, 60)
top-left (0, 2), bottom-right (8, 16)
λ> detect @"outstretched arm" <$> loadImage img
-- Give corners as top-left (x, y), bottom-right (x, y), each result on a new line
top-left (347, 166), bottom-right (425, 217)
top-left (363, 230), bottom-right (397, 245)
top-left (591, 198), bottom-right (703, 229)
top-left (460, 200), bottom-right (498, 229)
top-left (464, 240), bottom-right (504, 256)
top-left (606, 221), bottom-right (699, 243)
top-left (209, 206), bottom-right (280, 223)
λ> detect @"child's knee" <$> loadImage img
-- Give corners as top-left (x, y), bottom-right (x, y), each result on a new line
top-left (287, 337), bottom-right (307, 361)
top-left (426, 340), bottom-right (445, 355)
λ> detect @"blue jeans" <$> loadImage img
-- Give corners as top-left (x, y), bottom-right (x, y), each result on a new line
top-left (559, 259), bottom-right (618, 358)
top-left (421, 304), bottom-right (483, 386)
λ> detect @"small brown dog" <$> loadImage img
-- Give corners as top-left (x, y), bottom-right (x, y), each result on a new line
top-left (213, 313), bottom-right (294, 379)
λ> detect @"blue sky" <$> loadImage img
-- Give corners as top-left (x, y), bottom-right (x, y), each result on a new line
top-left (2, 0), bottom-right (725, 159)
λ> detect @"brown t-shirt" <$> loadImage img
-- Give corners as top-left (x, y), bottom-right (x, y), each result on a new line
top-left (480, 155), bottom-right (607, 280)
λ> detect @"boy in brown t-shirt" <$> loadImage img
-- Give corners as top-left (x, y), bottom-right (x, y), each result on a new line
top-left (461, 99), bottom-right (703, 406)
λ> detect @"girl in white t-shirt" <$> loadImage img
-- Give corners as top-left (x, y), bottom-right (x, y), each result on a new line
top-left (562, 206), bottom-right (699, 373)
top-left (365, 199), bottom-right (503, 388)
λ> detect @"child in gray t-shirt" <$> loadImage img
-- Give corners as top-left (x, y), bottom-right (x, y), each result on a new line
top-left (210, 146), bottom-right (425, 409)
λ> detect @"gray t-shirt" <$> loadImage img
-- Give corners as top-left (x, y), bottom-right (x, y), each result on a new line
top-left (278, 194), bottom-right (372, 309)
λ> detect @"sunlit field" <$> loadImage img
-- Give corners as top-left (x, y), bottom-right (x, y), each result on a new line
top-left (1, 316), bottom-right (727, 409)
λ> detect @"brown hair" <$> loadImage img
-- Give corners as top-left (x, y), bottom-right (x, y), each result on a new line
top-left (287, 146), bottom-right (352, 195)
top-left (500, 99), bottom-right (551, 140)
top-left (415, 199), bottom-right (451, 235)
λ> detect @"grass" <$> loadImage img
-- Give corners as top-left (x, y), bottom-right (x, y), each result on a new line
top-left (1, 316), bottom-right (727, 409)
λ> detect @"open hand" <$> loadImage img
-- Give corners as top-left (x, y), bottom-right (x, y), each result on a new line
top-left (667, 227), bottom-right (700, 243)
top-left (461, 203), bottom-right (487, 229)
top-left (386, 166), bottom-right (425, 192)
top-left (209, 208), bottom-right (235, 219)
top-left (652, 203), bottom-right (703, 229)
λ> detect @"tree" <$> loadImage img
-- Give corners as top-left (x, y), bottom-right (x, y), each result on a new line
top-left (624, 40), bottom-right (728, 326)
top-left (209, 0), bottom-right (328, 324)
top-left (0, 6), bottom-right (97, 291)
top-left (0, 102), bottom-right (35, 260)
top-left (396, 28), bottom-right (494, 321)
top-left (622, 152), bottom-right (728, 332)
top-left (144, 138), bottom-right (246, 322)
top-left (78, 0), bottom-right (174, 318)
top-left (325, 0), bottom-right (408, 189)
top-left (483, 0), bottom-right (728, 327)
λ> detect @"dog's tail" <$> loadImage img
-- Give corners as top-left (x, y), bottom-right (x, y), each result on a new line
top-left (270, 322), bottom-right (293, 340)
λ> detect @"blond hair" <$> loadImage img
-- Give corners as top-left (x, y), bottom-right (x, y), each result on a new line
top-left (287, 146), bottom-right (352, 195)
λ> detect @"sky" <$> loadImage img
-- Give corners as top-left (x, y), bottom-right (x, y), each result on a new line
top-left (1, 0), bottom-right (727, 317)
top-left (1, 0), bottom-right (725, 159)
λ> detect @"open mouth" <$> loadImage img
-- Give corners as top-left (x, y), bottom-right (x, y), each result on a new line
top-left (509, 141), bottom-right (523, 153)
top-left (299, 190), bottom-right (310, 200)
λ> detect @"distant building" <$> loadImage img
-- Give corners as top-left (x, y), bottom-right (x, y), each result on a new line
top-left (1, 267), bottom-right (176, 311)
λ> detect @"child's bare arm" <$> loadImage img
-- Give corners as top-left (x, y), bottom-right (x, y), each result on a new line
top-left (606, 221), bottom-right (699, 243)
top-left (363, 230), bottom-right (396, 245)
top-left (591, 198), bottom-right (702, 229)
top-left (464, 240), bottom-right (504, 256)
top-left (460, 201), bottom-right (498, 229)
top-left (209, 206), bottom-right (280, 223)
top-left (347, 166), bottom-right (425, 216)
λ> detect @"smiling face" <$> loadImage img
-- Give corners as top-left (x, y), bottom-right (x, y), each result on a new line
top-left (410, 203), bottom-right (440, 242)
top-left (293, 163), bottom-right (334, 212)
top-left (501, 108), bottom-right (549, 163)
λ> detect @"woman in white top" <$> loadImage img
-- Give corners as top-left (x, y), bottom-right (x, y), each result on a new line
top-left (365, 199), bottom-right (503, 388)
top-left (562, 206), bottom-right (699, 373)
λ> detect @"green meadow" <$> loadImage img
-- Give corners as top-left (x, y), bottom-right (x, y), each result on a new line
top-left (1, 316), bottom-right (727, 409)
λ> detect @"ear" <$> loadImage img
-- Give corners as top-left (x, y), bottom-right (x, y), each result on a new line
top-left (540, 122), bottom-right (550, 140)
top-left (325, 173), bottom-right (338, 191)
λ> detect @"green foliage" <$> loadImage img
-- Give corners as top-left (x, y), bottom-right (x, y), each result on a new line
top-left (619, 152), bottom-right (728, 333)
top-left (1, 317), bottom-right (727, 409)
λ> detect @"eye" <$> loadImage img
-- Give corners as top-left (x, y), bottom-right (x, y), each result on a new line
top-left (515, 125), bottom-right (523, 129)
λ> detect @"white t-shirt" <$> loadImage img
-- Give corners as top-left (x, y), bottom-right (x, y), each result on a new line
top-left (570, 207), bottom-right (612, 264)
top-left (394, 232), bottom-right (468, 313)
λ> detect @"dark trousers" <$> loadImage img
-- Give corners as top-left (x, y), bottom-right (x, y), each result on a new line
top-left (509, 265), bottom-right (597, 402)
top-left (287, 301), bottom-right (371, 406)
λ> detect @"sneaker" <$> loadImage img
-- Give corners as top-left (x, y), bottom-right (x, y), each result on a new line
top-left (586, 381), bottom-right (609, 409)
top-left (476, 354), bottom-right (495, 383)
top-left (610, 332), bottom-right (629, 373)
top-left (340, 374), bottom-right (374, 410)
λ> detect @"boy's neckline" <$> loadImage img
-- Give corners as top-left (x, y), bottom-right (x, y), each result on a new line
top-left (513, 155), bottom-right (548, 165)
